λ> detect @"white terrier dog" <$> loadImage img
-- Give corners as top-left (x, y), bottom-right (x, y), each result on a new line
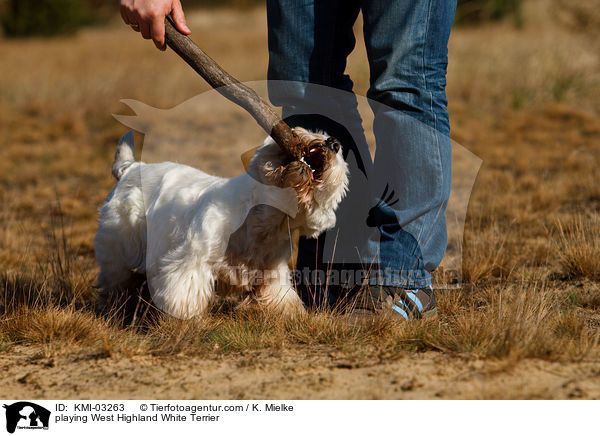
top-left (94, 127), bottom-right (349, 319)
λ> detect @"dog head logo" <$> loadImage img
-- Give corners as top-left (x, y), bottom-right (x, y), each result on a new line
top-left (3, 402), bottom-right (50, 434)
top-left (112, 81), bottom-right (483, 288)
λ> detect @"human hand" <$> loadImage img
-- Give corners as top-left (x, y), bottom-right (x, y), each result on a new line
top-left (120, 0), bottom-right (191, 50)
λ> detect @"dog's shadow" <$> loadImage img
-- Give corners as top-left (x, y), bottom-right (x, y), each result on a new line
top-left (96, 276), bottom-right (245, 328)
top-left (96, 274), bottom-right (158, 329)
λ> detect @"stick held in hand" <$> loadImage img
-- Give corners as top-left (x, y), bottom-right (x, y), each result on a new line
top-left (163, 17), bottom-right (303, 160)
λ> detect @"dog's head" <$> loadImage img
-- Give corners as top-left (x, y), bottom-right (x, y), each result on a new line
top-left (249, 127), bottom-right (349, 237)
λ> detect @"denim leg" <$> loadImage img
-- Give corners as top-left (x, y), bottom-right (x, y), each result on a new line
top-left (266, 0), bottom-right (370, 181)
top-left (266, 0), bottom-right (368, 151)
top-left (267, 0), bottom-right (375, 298)
top-left (266, 0), bottom-right (456, 293)
top-left (267, 0), bottom-right (360, 100)
top-left (361, 0), bottom-right (456, 287)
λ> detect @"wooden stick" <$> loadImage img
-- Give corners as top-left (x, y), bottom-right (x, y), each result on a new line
top-left (163, 17), bottom-right (303, 160)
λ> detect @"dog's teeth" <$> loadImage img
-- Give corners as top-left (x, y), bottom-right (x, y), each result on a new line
top-left (299, 156), bottom-right (314, 171)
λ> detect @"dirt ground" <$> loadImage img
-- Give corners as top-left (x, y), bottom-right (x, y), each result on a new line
top-left (1, 345), bottom-right (599, 400)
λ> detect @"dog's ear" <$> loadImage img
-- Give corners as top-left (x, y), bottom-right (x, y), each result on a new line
top-left (265, 161), bottom-right (312, 201)
top-left (265, 165), bottom-right (285, 185)
top-left (281, 161), bottom-right (313, 203)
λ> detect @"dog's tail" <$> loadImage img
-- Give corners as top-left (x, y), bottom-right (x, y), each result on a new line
top-left (112, 130), bottom-right (136, 180)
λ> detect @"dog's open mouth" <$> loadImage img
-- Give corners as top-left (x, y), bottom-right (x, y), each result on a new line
top-left (301, 145), bottom-right (328, 180)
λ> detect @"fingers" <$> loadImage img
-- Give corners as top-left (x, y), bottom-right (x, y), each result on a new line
top-left (120, 2), bottom-right (135, 27)
top-left (120, 1), bottom-right (141, 33)
top-left (171, 0), bottom-right (191, 34)
top-left (140, 20), bottom-right (152, 40)
top-left (151, 18), bottom-right (166, 51)
top-left (120, 0), bottom-right (189, 51)
top-left (120, 5), bottom-right (130, 25)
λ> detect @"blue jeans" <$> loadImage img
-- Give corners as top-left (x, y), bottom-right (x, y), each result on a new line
top-left (267, 0), bottom-right (456, 292)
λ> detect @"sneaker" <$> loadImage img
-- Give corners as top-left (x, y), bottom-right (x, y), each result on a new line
top-left (350, 285), bottom-right (437, 320)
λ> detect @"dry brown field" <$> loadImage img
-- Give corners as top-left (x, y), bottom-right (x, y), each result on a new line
top-left (1, 0), bottom-right (599, 399)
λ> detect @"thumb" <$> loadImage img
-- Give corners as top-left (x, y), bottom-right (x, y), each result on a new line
top-left (171, 0), bottom-right (191, 34)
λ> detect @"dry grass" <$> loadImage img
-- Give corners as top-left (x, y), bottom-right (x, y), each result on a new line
top-left (461, 222), bottom-right (517, 283)
top-left (556, 214), bottom-right (600, 280)
top-left (1, 1), bottom-right (600, 398)
top-left (1, 230), bottom-right (595, 363)
top-left (1, 281), bottom-right (595, 363)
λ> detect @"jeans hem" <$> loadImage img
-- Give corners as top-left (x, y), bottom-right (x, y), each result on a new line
top-left (370, 277), bottom-right (432, 289)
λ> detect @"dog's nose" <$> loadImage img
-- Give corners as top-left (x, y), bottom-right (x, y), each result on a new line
top-left (325, 137), bottom-right (341, 153)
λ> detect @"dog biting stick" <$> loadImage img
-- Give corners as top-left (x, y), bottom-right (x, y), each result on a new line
top-left (95, 18), bottom-right (349, 319)
top-left (163, 16), bottom-right (304, 160)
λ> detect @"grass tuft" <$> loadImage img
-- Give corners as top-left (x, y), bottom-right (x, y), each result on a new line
top-left (556, 214), bottom-right (600, 280)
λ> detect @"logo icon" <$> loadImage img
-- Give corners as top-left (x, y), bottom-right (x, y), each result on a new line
top-left (3, 402), bottom-right (50, 434)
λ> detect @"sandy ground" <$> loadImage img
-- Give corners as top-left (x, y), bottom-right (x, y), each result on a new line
top-left (1, 346), bottom-right (599, 400)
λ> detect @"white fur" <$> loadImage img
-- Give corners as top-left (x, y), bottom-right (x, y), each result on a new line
top-left (94, 129), bottom-right (348, 319)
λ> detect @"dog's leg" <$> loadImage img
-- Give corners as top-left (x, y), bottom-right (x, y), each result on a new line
top-left (95, 263), bottom-right (135, 313)
top-left (254, 263), bottom-right (304, 314)
top-left (97, 273), bottom-right (154, 326)
top-left (94, 182), bottom-right (146, 315)
top-left (148, 260), bottom-right (214, 319)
